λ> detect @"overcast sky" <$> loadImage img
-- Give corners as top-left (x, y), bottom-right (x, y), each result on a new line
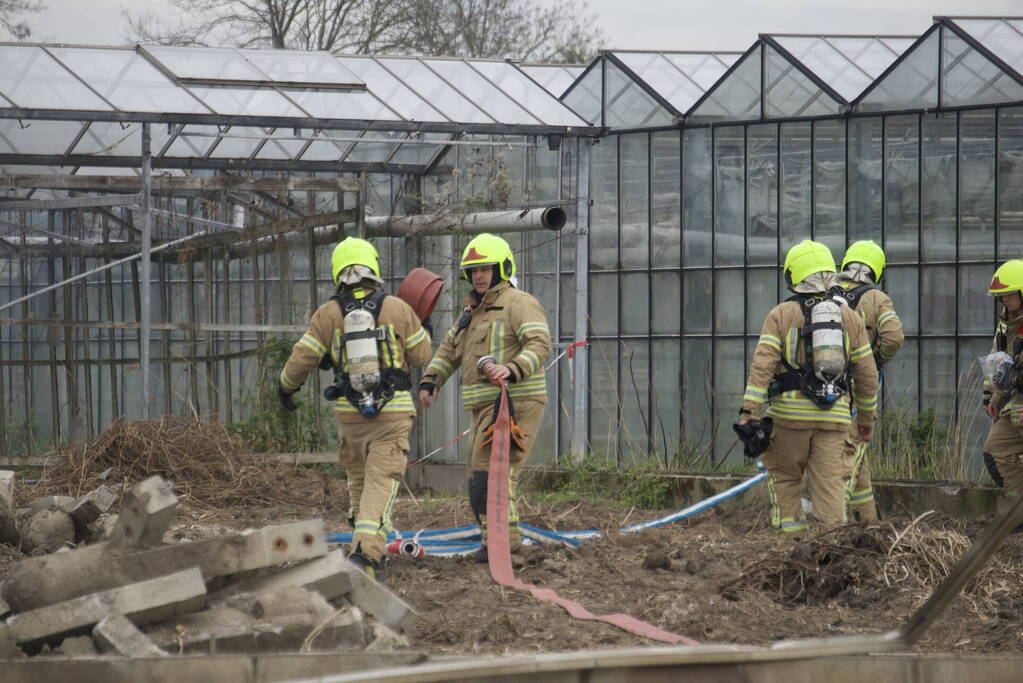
top-left (22, 0), bottom-right (1023, 54)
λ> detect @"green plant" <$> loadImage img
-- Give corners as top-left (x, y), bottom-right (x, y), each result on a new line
top-left (225, 336), bottom-right (335, 453)
top-left (547, 454), bottom-right (673, 509)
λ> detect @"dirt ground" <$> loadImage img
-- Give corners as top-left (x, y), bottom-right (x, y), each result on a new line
top-left (147, 493), bottom-right (1023, 656)
top-left (8, 475), bottom-right (1023, 657)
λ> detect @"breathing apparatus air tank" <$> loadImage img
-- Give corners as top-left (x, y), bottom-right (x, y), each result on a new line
top-left (343, 308), bottom-right (381, 415)
top-left (809, 299), bottom-right (846, 402)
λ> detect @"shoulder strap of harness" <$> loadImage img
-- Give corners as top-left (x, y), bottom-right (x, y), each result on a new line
top-left (330, 287), bottom-right (386, 323)
top-left (836, 283), bottom-right (876, 310)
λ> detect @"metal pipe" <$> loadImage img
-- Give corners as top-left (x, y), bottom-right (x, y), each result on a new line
top-left (0, 229), bottom-right (207, 314)
top-left (140, 123), bottom-right (152, 419)
top-left (572, 139), bottom-right (591, 462)
top-left (364, 206), bottom-right (567, 237)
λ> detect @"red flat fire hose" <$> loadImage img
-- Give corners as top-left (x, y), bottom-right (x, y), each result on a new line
top-left (485, 383), bottom-right (701, 645)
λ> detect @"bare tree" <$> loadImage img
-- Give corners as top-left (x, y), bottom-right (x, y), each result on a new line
top-left (0, 0), bottom-right (42, 40)
top-left (398, 0), bottom-right (604, 63)
top-left (122, 0), bottom-right (408, 54)
top-left (122, 0), bottom-right (604, 62)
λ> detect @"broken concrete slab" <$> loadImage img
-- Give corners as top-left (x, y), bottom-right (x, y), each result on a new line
top-left (27, 496), bottom-right (74, 514)
top-left (93, 613), bottom-right (167, 657)
top-left (109, 476), bottom-right (177, 550)
top-left (0, 623), bottom-right (25, 659)
top-left (69, 486), bottom-right (117, 535)
top-left (7, 568), bottom-right (206, 646)
top-left (20, 510), bottom-right (74, 556)
top-left (251, 586), bottom-right (335, 621)
top-left (366, 622), bottom-right (411, 652)
top-left (209, 548), bottom-right (352, 606)
top-left (0, 470), bottom-right (17, 547)
top-left (3, 520), bottom-right (326, 613)
top-left (0, 470), bottom-right (13, 507)
top-left (145, 603), bottom-right (368, 655)
top-left (343, 558), bottom-right (420, 632)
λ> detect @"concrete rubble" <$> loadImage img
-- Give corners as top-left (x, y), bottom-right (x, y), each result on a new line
top-left (0, 474), bottom-right (420, 661)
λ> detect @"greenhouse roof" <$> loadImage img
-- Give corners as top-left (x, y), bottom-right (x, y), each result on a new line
top-left (518, 64), bottom-right (586, 98)
top-left (0, 43), bottom-right (596, 174)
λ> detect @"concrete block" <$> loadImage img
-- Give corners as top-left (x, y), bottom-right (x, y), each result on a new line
top-left (0, 622), bottom-right (25, 659)
top-left (55, 636), bottom-right (97, 657)
top-left (209, 548), bottom-right (352, 605)
top-left (0, 593), bottom-right (12, 619)
top-left (0, 470), bottom-right (14, 508)
top-left (343, 557), bottom-right (420, 632)
top-left (3, 519), bottom-right (326, 613)
top-left (93, 613), bottom-right (167, 657)
top-left (7, 568), bottom-right (206, 646)
top-left (70, 486), bottom-right (117, 534)
top-left (109, 476), bottom-right (178, 550)
top-left (27, 496), bottom-right (75, 514)
top-left (20, 510), bottom-right (74, 555)
top-left (251, 586), bottom-right (335, 621)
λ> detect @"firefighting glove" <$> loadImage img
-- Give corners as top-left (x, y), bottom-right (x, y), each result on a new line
top-left (732, 417), bottom-right (773, 459)
top-left (319, 353), bottom-right (334, 371)
top-left (277, 383), bottom-right (299, 412)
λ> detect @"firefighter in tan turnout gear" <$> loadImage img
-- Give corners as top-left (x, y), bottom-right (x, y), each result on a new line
top-left (836, 240), bottom-right (904, 522)
top-left (278, 237), bottom-right (432, 579)
top-left (739, 240), bottom-right (879, 537)
top-left (981, 260), bottom-right (1023, 499)
top-left (418, 233), bottom-right (551, 563)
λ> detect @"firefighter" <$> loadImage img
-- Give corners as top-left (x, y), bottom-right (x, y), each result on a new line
top-left (418, 233), bottom-right (551, 563)
top-left (836, 240), bottom-right (904, 521)
top-left (278, 237), bottom-right (432, 579)
top-left (739, 240), bottom-right (879, 537)
top-left (981, 259), bottom-right (1023, 498)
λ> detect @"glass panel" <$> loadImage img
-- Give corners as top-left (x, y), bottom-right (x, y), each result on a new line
top-left (162, 124), bottom-right (217, 158)
top-left (683, 270), bottom-right (712, 334)
top-left (651, 131), bottom-right (681, 267)
top-left (957, 336), bottom-right (993, 482)
top-left (746, 269), bottom-right (777, 335)
top-left (747, 123), bottom-right (778, 265)
top-left (604, 59), bottom-right (675, 129)
top-left (765, 45), bottom-right (843, 117)
top-left (346, 131), bottom-right (402, 163)
top-left (943, 27), bottom-right (1023, 107)
top-left (651, 272), bottom-right (680, 335)
top-left (858, 29), bottom-right (938, 112)
top-left (885, 266), bottom-right (919, 336)
top-left (588, 339), bottom-right (620, 460)
top-left (423, 59), bottom-right (537, 124)
top-left (960, 265), bottom-right (995, 335)
top-left (589, 136), bottom-right (618, 270)
top-left (713, 339), bottom-right (745, 464)
top-left (813, 119), bottom-right (846, 254)
top-left (519, 64), bottom-right (580, 98)
top-left (0, 119), bottom-right (84, 155)
top-left (998, 106), bottom-right (1023, 258)
top-left (338, 56), bottom-right (446, 121)
top-left (376, 58), bottom-right (493, 124)
top-left (620, 340), bottom-right (650, 457)
top-left (683, 128), bottom-right (713, 266)
top-left (714, 270), bottom-right (744, 333)
top-left (299, 129), bottom-right (357, 162)
top-left (921, 266), bottom-right (955, 334)
top-left (921, 112), bottom-right (957, 261)
top-left (689, 46), bottom-right (761, 122)
top-left (145, 45), bottom-right (270, 81)
top-left (287, 88), bottom-right (400, 120)
top-left (205, 127), bottom-right (263, 159)
top-left (589, 273), bottom-right (619, 336)
top-left (561, 62), bottom-right (601, 125)
top-left (884, 114), bottom-right (919, 264)
top-left (651, 339), bottom-right (682, 459)
top-left (663, 52), bottom-right (740, 91)
top-left (682, 337), bottom-right (713, 457)
top-left (390, 137), bottom-right (447, 165)
top-left (0, 46), bottom-right (111, 110)
top-left (960, 110), bottom-right (996, 260)
top-left (884, 338), bottom-right (918, 412)
top-left (621, 272), bottom-right (649, 335)
top-left (921, 339), bottom-right (956, 422)
top-left (187, 85), bottom-right (305, 117)
top-left (848, 116), bottom-right (883, 243)
top-left (48, 47), bottom-right (208, 113)
top-left (773, 36), bottom-right (899, 102)
top-left (614, 51), bottom-right (704, 115)
top-left (714, 126), bottom-right (745, 266)
top-left (781, 121), bottom-right (812, 254)
top-left (240, 49), bottom-right (363, 86)
top-left (953, 19), bottom-right (1023, 75)
top-left (559, 274), bottom-right (576, 337)
top-left (620, 133), bottom-right (649, 268)
top-left (471, 61), bottom-right (584, 126)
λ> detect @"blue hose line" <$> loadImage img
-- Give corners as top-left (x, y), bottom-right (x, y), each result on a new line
top-left (327, 467), bottom-right (767, 552)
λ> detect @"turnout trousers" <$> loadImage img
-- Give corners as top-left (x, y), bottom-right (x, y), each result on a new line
top-left (983, 414), bottom-right (1023, 496)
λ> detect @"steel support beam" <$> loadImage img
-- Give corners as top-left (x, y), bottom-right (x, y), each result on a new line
top-left (0, 194), bottom-right (140, 211)
top-left (140, 122), bottom-right (152, 420)
top-left (572, 138), bottom-right (591, 463)
top-left (2, 174), bottom-right (363, 193)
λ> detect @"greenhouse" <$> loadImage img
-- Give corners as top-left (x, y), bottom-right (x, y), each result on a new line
top-left (2, 16), bottom-right (1023, 478)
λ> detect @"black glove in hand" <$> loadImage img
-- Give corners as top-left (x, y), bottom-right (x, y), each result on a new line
top-left (278, 384), bottom-right (299, 412)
